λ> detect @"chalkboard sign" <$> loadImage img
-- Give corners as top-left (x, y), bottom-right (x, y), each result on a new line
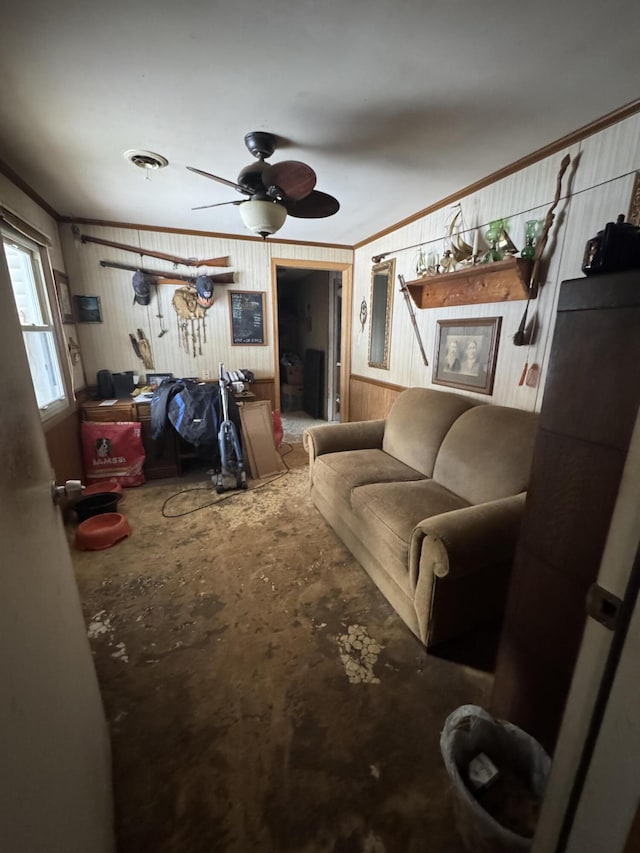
top-left (228, 290), bottom-right (267, 346)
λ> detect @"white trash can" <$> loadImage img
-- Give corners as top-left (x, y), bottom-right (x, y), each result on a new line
top-left (440, 705), bottom-right (551, 853)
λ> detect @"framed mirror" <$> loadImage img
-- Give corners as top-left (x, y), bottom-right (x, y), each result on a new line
top-left (368, 258), bottom-right (395, 369)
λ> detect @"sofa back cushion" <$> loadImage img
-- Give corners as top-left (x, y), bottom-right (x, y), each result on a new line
top-left (383, 388), bottom-right (478, 477)
top-left (432, 404), bottom-right (538, 505)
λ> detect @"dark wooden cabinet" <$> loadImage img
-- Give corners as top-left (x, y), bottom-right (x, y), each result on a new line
top-left (80, 401), bottom-right (136, 423)
top-left (136, 405), bottom-right (181, 479)
top-left (491, 270), bottom-right (640, 754)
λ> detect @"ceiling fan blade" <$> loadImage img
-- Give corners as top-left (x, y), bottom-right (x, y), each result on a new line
top-left (191, 200), bottom-right (243, 211)
top-left (262, 161), bottom-right (316, 201)
top-left (186, 166), bottom-right (252, 196)
top-left (285, 190), bottom-right (340, 219)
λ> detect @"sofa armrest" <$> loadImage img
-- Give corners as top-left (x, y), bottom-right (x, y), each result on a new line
top-left (303, 419), bottom-right (385, 463)
top-left (409, 492), bottom-right (527, 591)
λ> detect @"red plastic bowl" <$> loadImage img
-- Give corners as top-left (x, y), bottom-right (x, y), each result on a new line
top-left (74, 513), bottom-right (131, 551)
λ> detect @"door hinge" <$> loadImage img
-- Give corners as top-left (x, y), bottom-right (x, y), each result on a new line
top-left (586, 583), bottom-right (623, 631)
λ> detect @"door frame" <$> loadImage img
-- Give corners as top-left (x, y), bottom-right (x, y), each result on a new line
top-left (270, 258), bottom-right (353, 420)
top-left (327, 270), bottom-right (342, 422)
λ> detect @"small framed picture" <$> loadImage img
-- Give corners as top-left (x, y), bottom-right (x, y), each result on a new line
top-left (228, 290), bottom-right (267, 345)
top-left (433, 317), bottom-right (502, 396)
top-left (74, 295), bottom-right (102, 323)
top-left (53, 270), bottom-right (74, 324)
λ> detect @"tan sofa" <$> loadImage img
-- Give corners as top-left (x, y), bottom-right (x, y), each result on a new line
top-left (304, 387), bottom-right (538, 647)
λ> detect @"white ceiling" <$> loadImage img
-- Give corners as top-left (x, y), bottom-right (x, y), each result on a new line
top-left (0, 0), bottom-right (638, 246)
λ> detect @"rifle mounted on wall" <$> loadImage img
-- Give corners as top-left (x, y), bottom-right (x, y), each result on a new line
top-left (80, 233), bottom-right (230, 268)
top-left (99, 260), bottom-right (234, 285)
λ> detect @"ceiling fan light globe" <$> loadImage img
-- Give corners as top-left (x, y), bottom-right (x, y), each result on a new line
top-left (239, 200), bottom-right (287, 239)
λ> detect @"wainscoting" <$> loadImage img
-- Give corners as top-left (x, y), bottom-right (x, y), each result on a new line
top-left (45, 407), bottom-right (84, 483)
top-left (250, 377), bottom-right (276, 410)
top-left (348, 374), bottom-right (405, 422)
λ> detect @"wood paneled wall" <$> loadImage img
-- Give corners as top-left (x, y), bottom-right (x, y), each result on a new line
top-left (250, 378), bottom-right (276, 410)
top-left (44, 409), bottom-right (83, 483)
top-left (350, 112), bottom-right (640, 416)
top-left (349, 375), bottom-right (404, 422)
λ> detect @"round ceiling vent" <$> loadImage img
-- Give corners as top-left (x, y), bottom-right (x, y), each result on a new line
top-left (123, 149), bottom-right (169, 170)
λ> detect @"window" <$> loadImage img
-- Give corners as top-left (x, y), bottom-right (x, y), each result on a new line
top-left (2, 227), bottom-right (69, 419)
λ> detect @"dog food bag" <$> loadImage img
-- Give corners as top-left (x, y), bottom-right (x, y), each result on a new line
top-left (81, 421), bottom-right (146, 487)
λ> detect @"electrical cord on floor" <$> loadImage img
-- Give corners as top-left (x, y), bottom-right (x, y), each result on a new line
top-left (160, 442), bottom-right (295, 518)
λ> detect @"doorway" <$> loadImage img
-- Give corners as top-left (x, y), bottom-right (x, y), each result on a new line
top-left (271, 259), bottom-right (352, 429)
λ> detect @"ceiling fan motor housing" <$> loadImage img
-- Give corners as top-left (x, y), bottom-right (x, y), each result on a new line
top-left (244, 131), bottom-right (278, 160)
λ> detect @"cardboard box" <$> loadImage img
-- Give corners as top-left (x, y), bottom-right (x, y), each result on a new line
top-left (285, 364), bottom-right (304, 385)
top-left (281, 383), bottom-right (303, 412)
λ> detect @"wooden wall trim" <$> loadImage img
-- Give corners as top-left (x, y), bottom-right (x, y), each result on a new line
top-left (61, 217), bottom-right (351, 252)
top-left (0, 158), bottom-right (60, 221)
top-left (350, 373), bottom-right (407, 394)
top-left (354, 97), bottom-right (640, 249)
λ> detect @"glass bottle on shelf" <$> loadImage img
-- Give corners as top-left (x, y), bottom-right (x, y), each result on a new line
top-left (426, 249), bottom-right (440, 275)
top-left (482, 219), bottom-right (505, 263)
top-left (415, 248), bottom-right (428, 277)
top-left (521, 219), bottom-right (543, 259)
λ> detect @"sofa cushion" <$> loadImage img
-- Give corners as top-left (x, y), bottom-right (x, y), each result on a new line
top-left (382, 387), bottom-right (478, 477)
top-left (432, 405), bottom-right (538, 505)
top-left (312, 448), bottom-right (424, 508)
top-left (350, 479), bottom-right (470, 591)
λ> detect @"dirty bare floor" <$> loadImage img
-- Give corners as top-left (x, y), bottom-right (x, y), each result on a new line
top-left (70, 445), bottom-right (492, 853)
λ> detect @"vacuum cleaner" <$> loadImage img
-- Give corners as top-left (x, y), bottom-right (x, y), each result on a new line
top-left (213, 362), bottom-right (247, 494)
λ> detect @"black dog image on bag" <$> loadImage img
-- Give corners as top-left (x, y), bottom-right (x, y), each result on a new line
top-left (95, 437), bottom-right (113, 458)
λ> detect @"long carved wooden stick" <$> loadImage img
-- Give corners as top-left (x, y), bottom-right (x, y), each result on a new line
top-left (514, 153), bottom-right (571, 348)
top-left (398, 274), bottom-right (429, 366)
top-left (530, 153), bottom-right (571, 289)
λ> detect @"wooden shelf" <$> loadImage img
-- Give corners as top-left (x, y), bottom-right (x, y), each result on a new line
top-left (405, 256), bottom-right (536, 309)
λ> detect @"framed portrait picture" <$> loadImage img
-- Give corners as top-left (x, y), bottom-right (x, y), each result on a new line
top-left (74, 295), bottom-right (103, 323)
top-left (53, 270), bottom-right (74, 324)
top-left (228, 290), bottom-right (267, 345)
top-left (433, 317), bottom-right (502, 396)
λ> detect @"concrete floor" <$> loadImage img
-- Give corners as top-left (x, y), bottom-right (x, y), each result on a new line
top-left (280, 411), bottom-right (333, 444)
top-left (70, 445), bottom-right (493, 852)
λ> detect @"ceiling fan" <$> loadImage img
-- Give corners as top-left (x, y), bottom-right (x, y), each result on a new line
top-left (187, 131), bottom-right (340, 239)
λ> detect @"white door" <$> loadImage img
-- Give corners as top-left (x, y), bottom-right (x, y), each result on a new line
top-left (0, 254), bottom-right (114, 851)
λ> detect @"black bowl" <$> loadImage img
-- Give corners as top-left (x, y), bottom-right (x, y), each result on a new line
top-left (75, 492), bottom-right (121, 522)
